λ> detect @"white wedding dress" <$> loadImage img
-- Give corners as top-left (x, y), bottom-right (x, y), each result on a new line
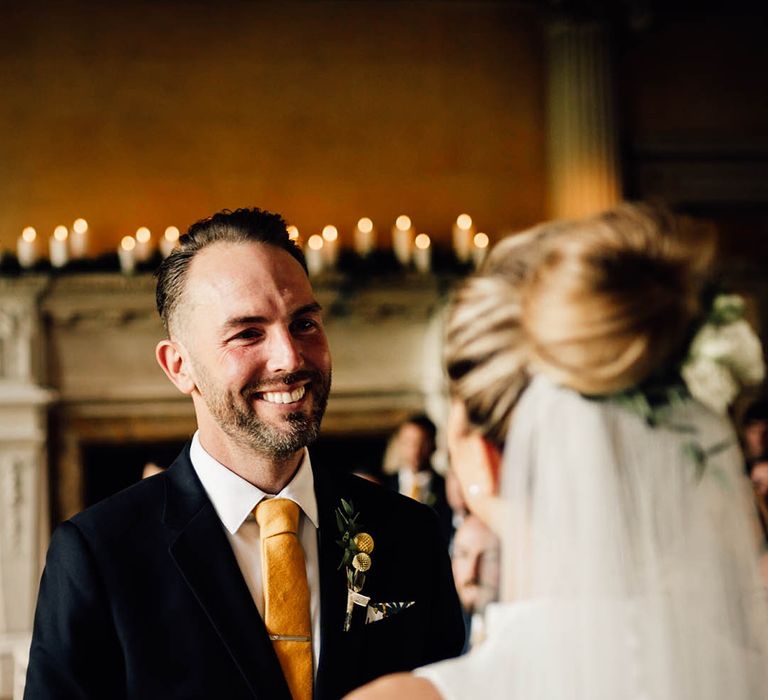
top-left (417, 376), bottom-right (768, 699)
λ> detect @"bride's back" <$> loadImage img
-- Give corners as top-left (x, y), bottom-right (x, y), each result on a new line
top-left (442, 203), bottom-right (768, 699)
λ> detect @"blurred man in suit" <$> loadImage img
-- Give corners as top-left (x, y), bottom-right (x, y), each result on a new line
top-left (384, 414), bottom-right (453, 543)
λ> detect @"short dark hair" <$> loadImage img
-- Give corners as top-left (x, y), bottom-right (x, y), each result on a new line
top-left (154, 207), bottom-right (307, 335)
top-left (403, 413), bottom-right (437, 444)
top-left (744, 399), bottom-right (768, 426)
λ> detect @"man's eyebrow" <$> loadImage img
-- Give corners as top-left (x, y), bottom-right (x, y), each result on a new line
top-left (291, 302), bottom-right (323, 318)
top-left (221, 303), bottom-right (323, 331)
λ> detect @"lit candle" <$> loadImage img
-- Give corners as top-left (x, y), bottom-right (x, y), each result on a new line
top-left (354, 217), bottom-right (376, 257)
top-left (118, 236), bottom-right (137, 274)
top-left (392, 215), bottom-right (414, 266)
top-left (70, 218), bottom-right (89, 259)
top-left (452, 213), bottom-right (475, 263)
top-left (413, 233), bottom-right (432, 273)
top-left (17, 227), bottom-right (38, 269)
top-left (287, 225), bottom-right (301, 247)
top-left (135, 227), bottom-right (152, 262)
top-left (322, 225), bottom-right (339, 268)
top-left (305, 235), bottom-right (325, 276)
top-left (49, 225), bottom-right (69, 268)
top-left (473, 232), bottom-right (490, 268)
top-left (160, 226), bottom-right (180, 258)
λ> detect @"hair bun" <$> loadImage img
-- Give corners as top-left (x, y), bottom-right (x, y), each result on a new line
top-left (520, 203), bottom-right (715, 396)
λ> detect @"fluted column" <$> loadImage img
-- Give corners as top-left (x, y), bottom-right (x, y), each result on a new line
top-left (547, 19), bottom-right (622, 219)
top-left (0, 277), bottom-right (54, 699)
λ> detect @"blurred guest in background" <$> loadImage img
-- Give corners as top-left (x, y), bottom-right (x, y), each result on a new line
top-left (141, 462), bottom-right (165, 479)
top-left (450, 514), bottom-right (500, 651)
top-left (384, 414), bottom-right (453, 542)
top-left (742, 398), bottom-right (768, 470)
top-left (742, 399), bottom-right (768, 584)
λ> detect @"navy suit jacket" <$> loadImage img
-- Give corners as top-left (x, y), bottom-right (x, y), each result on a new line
top-left (24, 445), bottom-right (464, 699)
top-left (385, 470), bottom-right (454, 545)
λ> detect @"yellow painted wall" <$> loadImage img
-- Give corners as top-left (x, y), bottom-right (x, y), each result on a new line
top-left (0, 1), bottom-right (547, 255)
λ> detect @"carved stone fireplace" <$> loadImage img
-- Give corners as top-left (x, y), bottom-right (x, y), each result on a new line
top-left (0, 269), bottom-right (452, 698)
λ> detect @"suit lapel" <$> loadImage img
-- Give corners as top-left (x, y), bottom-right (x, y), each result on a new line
top-left (164, 450), bottom-right (292, 700)
top-left (313, 465), bottom-right (366, 698)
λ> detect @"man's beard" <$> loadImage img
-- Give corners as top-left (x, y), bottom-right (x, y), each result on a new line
top-left (197, 367), bottom-right (331, 459)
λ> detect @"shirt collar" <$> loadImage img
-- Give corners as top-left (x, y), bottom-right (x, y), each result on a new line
top-left (398, 468), bottom-right (432, 488)
top-left (190, 431), bottom-right (319, 535)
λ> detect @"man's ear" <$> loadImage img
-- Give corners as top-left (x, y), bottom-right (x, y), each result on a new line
top-left (155, 339), bottom-right (196, 395)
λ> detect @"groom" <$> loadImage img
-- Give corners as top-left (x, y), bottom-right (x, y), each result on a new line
top-left (24, 208), bottom-right (464, 699)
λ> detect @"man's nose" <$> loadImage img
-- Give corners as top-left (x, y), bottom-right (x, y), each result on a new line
top-left (266, 327), bottom-right (303, 373)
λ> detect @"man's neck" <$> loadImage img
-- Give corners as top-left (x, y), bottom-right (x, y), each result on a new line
top-left (197, 433), bottom-right (304, 494)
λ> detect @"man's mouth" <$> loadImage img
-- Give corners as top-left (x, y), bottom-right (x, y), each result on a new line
top-left (257, 384), bottom-right (307, 405)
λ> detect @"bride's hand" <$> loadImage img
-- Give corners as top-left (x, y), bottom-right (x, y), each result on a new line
top-left (344, 673), bottom-right (442, 700)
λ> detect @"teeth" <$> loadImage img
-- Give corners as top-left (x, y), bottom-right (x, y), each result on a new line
top-left (262, 385), bottom-right (306, 404)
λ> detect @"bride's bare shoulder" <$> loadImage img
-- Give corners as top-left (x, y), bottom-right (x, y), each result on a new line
top-left (344, 673), bottom-right (442, 700)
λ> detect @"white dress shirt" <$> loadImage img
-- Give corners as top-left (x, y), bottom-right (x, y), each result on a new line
top-left (397, 468), bottom-right (433, 501)
top-left (189, 431), bottom-right (321, 673)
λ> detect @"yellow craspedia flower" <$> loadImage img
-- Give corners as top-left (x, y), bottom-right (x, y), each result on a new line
top-left (354, 532), bottom-right (374, 554)
top-left (352, 552), bottom-right (372, 572)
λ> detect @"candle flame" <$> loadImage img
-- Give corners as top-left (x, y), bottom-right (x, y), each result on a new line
top-left (395, 215), bottom-right (412, 231)
top-left (135, 227), bottom-right (151, 243)
top-left (22, 227), bottom-right (37, 242)
top-left (287, 225), bottom-right (300, 241)
top-left (457, 214), bottom-right (473, 230)
top-left (54, 225), bottom-right (69, 241)
top-left (357, 217), bottom-right (373, 233)
top-left (73, 218), bottom-right (88, 234)
top-left (415, 233), bottom-right (431, 250)
top-left (121, 236), bottom-right (136, 251)
top-left (308, 234), bottom-right (324, 251)
top-left (473, 232), bottom-right (489, 249)
top-left (322, 225), bottom-right (338, 242)
top-left (164, 226), bottom-right (180, 242)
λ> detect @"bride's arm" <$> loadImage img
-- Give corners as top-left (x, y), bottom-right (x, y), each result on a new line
top-left (344, 673), bottom-right (442, 700)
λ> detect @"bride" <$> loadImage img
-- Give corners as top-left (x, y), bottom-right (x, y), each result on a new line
top-left (347, 203), bottom-right (768, 699)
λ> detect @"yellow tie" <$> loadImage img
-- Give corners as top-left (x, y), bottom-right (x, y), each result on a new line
top-left (255, 498), bottom-right (313, 700)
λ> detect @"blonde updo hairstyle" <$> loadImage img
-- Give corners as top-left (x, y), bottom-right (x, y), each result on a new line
top-left (522, 203), bottom-right (715, 395)
top-left (443, 224), bottom-right (561, 448)
top-left (444, 203), bottom-right (715, 444)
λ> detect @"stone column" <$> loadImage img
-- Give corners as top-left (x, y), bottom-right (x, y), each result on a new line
top-left (547, 19), bottom-right (622, 219)
top-left (0, 276), bottom-right (54, 698)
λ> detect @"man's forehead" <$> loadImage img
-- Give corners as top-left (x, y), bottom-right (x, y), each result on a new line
top-left (172, 241), bottom-right (315, 333)
top-left (187, 241), bottom-right (310, 294)
top-left (191, 239), bottom-right (300, 271)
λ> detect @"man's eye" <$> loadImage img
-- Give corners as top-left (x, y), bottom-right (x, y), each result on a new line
top-left (292, 319), bottom-right (318, 333)
top-left (235, 329), bottom-right (262, 340)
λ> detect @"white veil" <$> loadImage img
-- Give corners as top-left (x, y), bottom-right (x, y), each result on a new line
top-left (489, 374), bottom-right (768, 699)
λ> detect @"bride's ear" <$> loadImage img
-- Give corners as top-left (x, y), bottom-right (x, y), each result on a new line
top-left (480, 439), bottom-right (503, 495)
top-left (463, 436), bottom-right (505, 535)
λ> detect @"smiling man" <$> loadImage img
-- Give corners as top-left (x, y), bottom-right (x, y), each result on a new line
top-left (24, 208), bottom-right (464, 700)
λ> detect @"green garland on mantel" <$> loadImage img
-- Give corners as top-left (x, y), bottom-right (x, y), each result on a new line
top-left (0, 246), bottom-right (475, 279)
